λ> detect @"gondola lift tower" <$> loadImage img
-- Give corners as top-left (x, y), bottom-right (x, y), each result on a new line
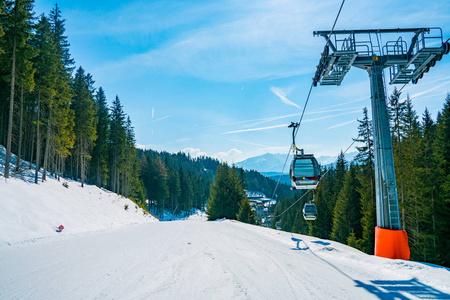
top-left (312, 27), bottom-right (450, 259)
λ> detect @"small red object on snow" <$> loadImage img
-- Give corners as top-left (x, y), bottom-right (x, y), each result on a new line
top-left (56, 225), bottom-right (64, 232)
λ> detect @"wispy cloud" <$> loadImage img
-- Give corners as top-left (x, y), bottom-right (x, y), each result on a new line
top-left (229, 139), bottom-right (290, 153)
top-left (221, 109), bottom-right (361, 135)
top-left (228, 139), bottom-right (274, 148)
top-left (404, 82), bottom-right (449, 102)
top-left (310, 98), bottom-right (366, 113)
top-left (327, 119), bottom-right (357, 130)
top-left (91, 0), bottom-right (336, 81)
top-left (270, 86), bottom-right (300, 109)
top-left (149, 115), bottom-right (174, 123)
top-left (303, 110), bottom-right (361, 123)
top-left (308, 106), bottom-right (364, 115)
top-left (74, 0), bottom-right (450, 83)
top-left (222, 124), bottom-right (289, 135)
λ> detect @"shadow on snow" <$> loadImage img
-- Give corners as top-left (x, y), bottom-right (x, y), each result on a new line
top-left (290, 236), bottom-right (449, 299)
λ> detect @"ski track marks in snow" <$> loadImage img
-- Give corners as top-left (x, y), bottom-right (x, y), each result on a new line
top-left (2, 220), bottom-right (450, 299)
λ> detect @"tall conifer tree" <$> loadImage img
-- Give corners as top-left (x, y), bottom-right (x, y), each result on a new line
top-left (2, 0), bottom-right (34, 178)
top-left (71, 66), bottom-right (97, 187)
top-left (31, 15), bottom-right (57, 184)
top-left (90, 87), bottom-right (109, 187)
top-left (433, 93), bottom-right (450, 266)
top-left (331, 164), bottom-right (361, 244)
top-left (355, 107), bottom-right (376, 253)
top-left (48, 4), bottom-right (74, 179)
top-left (207, 164), bottom-right (245, 221)
top-left (108, 95), bottom-right (126, 193)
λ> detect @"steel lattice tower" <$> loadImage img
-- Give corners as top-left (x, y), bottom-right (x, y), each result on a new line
top-left (313, 28), bottom-right (449, 259)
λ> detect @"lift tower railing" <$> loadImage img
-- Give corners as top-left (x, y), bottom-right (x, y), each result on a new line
top-left (313, 28), bottom-right (449, 260)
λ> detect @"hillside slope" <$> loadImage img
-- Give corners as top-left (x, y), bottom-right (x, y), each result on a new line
top-left (0, 145), bottom-right (156, 245)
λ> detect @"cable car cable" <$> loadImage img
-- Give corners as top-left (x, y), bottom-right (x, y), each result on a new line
top-left (272, 135), bottom-right (358, 220)
top-left (294, 0), bottom-right (345, 137)
top-left (269, 0), bottom-right (346, 202)
top-left (270, 144), bottom-right (293, 199)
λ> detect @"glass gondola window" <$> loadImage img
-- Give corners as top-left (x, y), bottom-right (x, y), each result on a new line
top-left (293, 158), bottom-right (317, 178)
top-left (303, 203), bottom-right (317, 221)
top-left (290, 154), bottom-right (321, 189)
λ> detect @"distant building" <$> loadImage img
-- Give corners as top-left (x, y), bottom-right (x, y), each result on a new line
top-left (245, 191), bottom-right (276, 227)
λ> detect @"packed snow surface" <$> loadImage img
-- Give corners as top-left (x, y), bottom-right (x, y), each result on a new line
top-left (0, 145), bottom-right (155, 245)
top-left (1, 146), bottom-right (450, 299)
top-left (2, 220), bottom-right (450, 299)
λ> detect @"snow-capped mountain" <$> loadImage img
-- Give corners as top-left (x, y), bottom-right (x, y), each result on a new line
top-left (235, 152), bottom-right (358, 174)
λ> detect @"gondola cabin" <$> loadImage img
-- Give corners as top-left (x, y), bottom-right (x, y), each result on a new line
top-left (303, 203), bottom-right (317, 221)
top-left (290, 153), bottom-right (321, 190)
top-left (276, 221), bottom-right (282, 230)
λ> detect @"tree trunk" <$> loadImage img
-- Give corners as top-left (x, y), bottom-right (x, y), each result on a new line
top-left (15, 85), bottom-right (24, 172)
top-left (5, 38), bottom-right (16, 178)
top-left (42, 104), bottom-right (52, 181)
top-left (29, 125), bottom-right (34, 170)
top-left (97, 159), bottom-right (101, 187)
top-left (35, 90), bottom-right (41, 184)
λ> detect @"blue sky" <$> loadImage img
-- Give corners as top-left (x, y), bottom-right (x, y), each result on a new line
top-left (34, 0), bottom-right (450, 163)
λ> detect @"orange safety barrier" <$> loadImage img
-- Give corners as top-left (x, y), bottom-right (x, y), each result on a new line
top-left (374, 226), bottom-right (410, 260)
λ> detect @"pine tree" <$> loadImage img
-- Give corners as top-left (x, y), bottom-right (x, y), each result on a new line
top-left (89, 87), bottom-right (109, 186)
top-left (207, 164), bottom-right (245, 221)
top-left (140, 153), bottom-right (153, 210)
top-left (0, 2), bottom-right (5, 54)
top-left (388, 88), bottom-right (407, 227)
top-left (334, 151), bottom-right (347, 201)
top-left (228, 166), bottom-right (246, 218)
top-left (151, 157), bottom-right (169, 214)
top-left (354, 107), bottom-right (374, 167)
top-left (71, 66), bottom-right (97, 187)
top-left (236, 197), bottom-right (256, 224)
top-left (416, 108), bottom-right (439, 263)
top-left (207, 164), bottom-right (229, 220)
top-left (48, 4), bottom-right (74, 74)
top-left (168, 168), bottom-right (181, 214)
top-left (48, 4), bottom-right (74, 180)
top-left (309, 166), bottom-right (334, 239)
top-left (433, 93), bottom-right (450, 266)
top-left (13, 25), bottom-right (35, 172)
top-left (108, 95), bottom-right (126, 193)
top-left (122, 116), bottom-right (144, 201)
top-left (31, 15), bottom-right (58, 184)
top-left (388, 87), bottom-right (406, 143)
top-left (400, 97), bottom-right (425, 260)
top-left (2, 0), bottom-right (34, 178)
top-left (331, 164), bottom-right (361, 244)
top-left (355, 107), bottom-right (376, 253)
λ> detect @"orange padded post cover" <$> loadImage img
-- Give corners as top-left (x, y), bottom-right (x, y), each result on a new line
top-left (374, 226), bottom-right (410, 260)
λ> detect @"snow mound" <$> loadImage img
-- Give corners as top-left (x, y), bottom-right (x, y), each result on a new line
top-left (0, 145), bottom-right (157, 246)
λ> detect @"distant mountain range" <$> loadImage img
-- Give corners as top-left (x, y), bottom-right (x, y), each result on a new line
top-left (235, 152), bottom-right (357, 175)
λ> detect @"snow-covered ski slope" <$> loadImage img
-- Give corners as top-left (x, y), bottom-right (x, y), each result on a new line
top-left (0, 145), bottom-right (155, 245)
top-left (1, 220), bottom-right (450, 299)
top-left (1, 146), bottom-right (450, 299)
